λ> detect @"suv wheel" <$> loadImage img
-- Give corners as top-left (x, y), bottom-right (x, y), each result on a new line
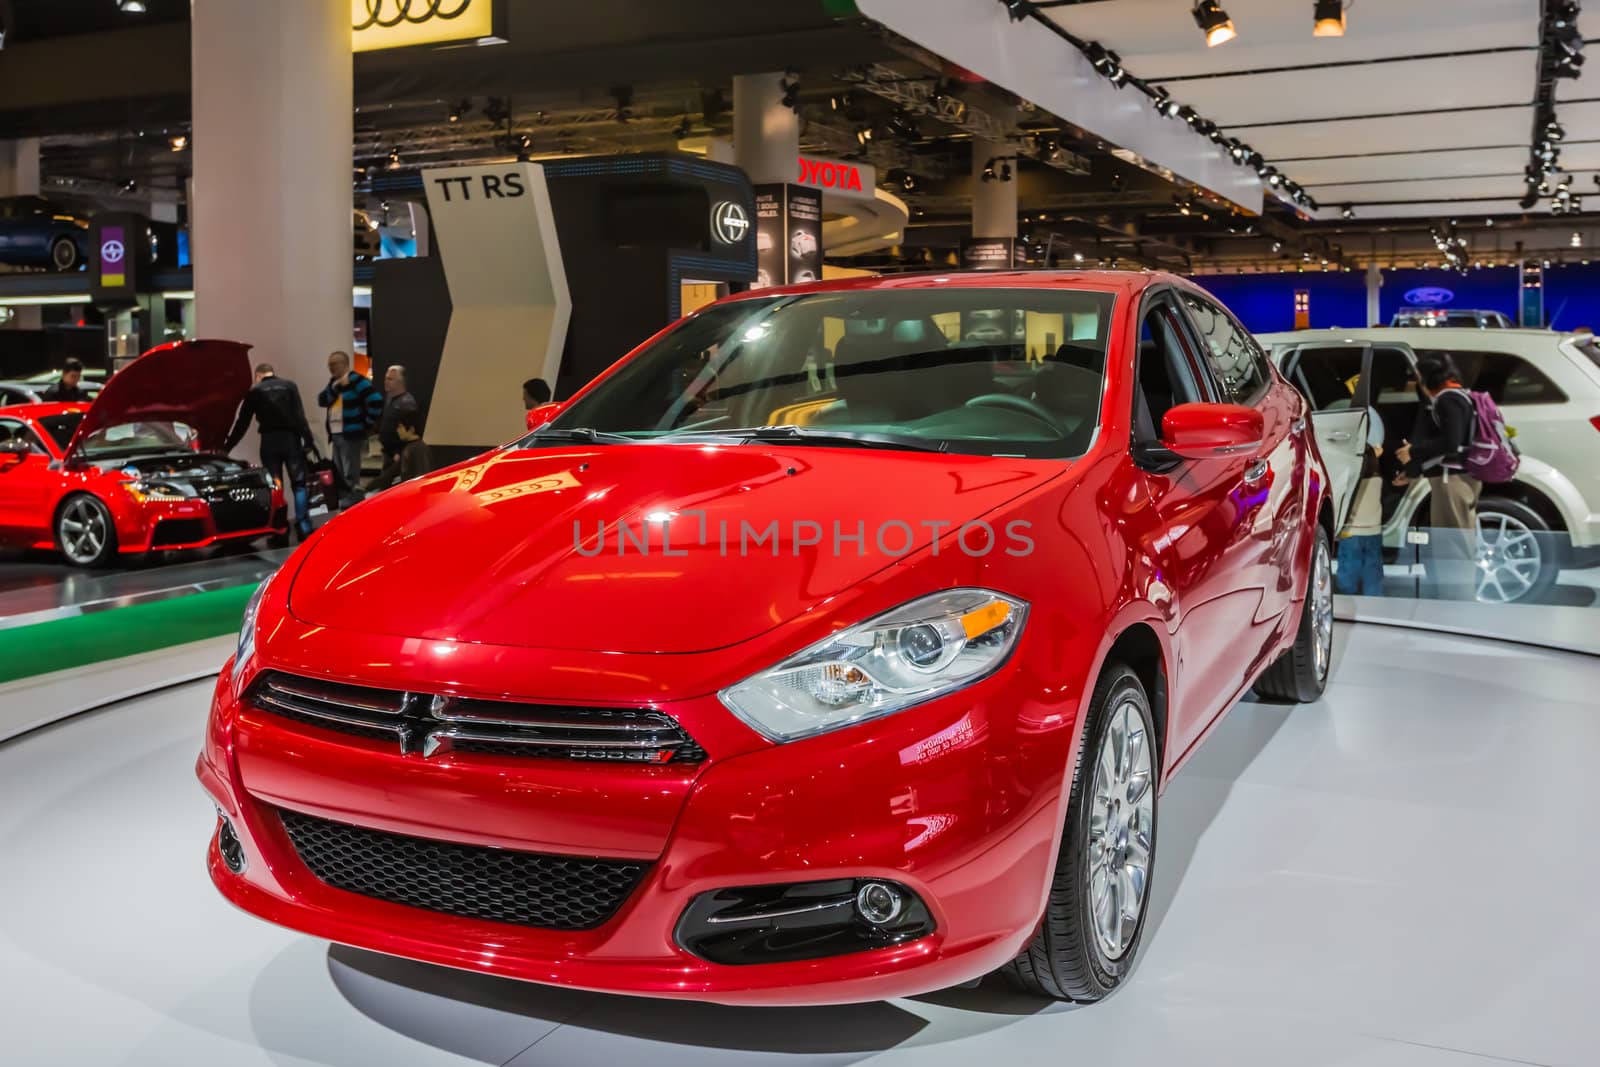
top-left (50, 236), bottom-right (80, 271)
top-left (999, 663), bottom-right (1157, 1002)
top-left (1476, 498), bottom-right (1559, 604)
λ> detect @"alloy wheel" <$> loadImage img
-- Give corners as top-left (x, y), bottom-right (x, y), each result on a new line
top-left (1475, 512), bottom-right (1542, 604)
top-left (51, 238), bottom-right (78, 271)
top-left (59, 498), bottom-right (107, 564)
top-left (1086, 697), bottom-right (1155, 961)
top-left (1312, 536), bottom-right (1334, 682)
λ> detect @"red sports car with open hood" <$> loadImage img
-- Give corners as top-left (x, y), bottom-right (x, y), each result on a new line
top-left (199, 271), bottom-right (1334, 1005)
top-left (0, 340), bottom-right (287, 566)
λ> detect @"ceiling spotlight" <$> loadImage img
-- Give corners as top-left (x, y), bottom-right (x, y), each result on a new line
top-left (981, 161), bottom-right (997, 182)
top-left (387, 147), bottom-right (401, 168)
top-left (1341, 204), bottom-right (1356, 220)
top-left (118, 0), bottom-right (147, 11)
top-left (1548, 120), bottom-right (1566, 142)
top-left (1192, 0), bottom-right (1237, 47)
top-left (169, 134), bottom-right (187, 151)
top-left (780, 73), bottom-right (801, 112)
top-left (1000, 161), bottom-right (1013, 182)
top-left (1177, 105), bottom-right (1199, 126)
top-left (120, 178), bottom-right (137, 193)
top-left (854, 125), bottom-right (874, 146)
top-left (1313, 0), bottom-right (1345, 37)
top-left (901, 172), bottom-right (917, 191)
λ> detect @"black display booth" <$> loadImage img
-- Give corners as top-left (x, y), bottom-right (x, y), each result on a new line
top-left (369, 153), bottom-right (757, 460)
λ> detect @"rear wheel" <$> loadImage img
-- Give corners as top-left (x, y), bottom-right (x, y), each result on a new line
top-left (56, 494), bottom-right (117, 567)
top-left (1475, 498), bottom-right (1558, 605)
top-left (1255, 525), bottom-right (1333, 703)
top-left (49, 235), bottom-right (79, 271)
top-left (1000, 664), bottom-right (1157, 1002)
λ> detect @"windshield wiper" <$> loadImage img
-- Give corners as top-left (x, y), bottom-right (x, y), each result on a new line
top-left (520, 427), bottom-right (638, 446)
top-left (726, 425), bottom-right (945, 453)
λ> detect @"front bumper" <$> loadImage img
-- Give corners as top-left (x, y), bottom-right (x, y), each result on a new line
top-left (114, 491), bottom-right (287, 554)
top-left (197, 646), bottom-right (1076, 1005)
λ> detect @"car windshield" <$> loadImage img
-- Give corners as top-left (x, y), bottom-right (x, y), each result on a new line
top-left (543, 286), bottom-right (1118, 459)
top-left (72, 420), bottom-right (196, 457)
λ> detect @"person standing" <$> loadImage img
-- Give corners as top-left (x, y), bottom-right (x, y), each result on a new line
top-left (224, 362), bottom-right (314, 539)
top-left (41, 357), bottom-right (91, 402)
top-left (1394, 353), bottom-right (1480, 600)
top-left (523, 377), bottom-right (552, 430)
top-left (316, 350), bottom-right (382, 506)
top-left (377, 364), bottom-right (419, 473)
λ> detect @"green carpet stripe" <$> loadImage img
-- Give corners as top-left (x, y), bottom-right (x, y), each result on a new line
top-left (0, 583), bottom-right (257, 685)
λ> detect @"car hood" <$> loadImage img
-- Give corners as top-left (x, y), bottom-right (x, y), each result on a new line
top-left (289, 443), bottom-right (1062, 654)
top-left (64, 339), bottom-right (251, 462)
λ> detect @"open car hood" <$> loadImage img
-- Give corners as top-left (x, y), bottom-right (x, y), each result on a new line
top-left (64, 339), bottom-right (252, 462)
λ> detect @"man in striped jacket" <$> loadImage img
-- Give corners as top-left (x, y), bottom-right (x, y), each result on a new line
top-left (317, 350), bottom-right (384, 507)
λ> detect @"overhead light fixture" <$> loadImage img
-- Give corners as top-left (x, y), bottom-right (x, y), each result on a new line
top-left (1341, 204), bottom-right (1356, 220)
top-left (169, 134), bottom-right (187, 151)
top-left (386, 147), bottom-right (400, 168)
top-left (1313, 0), bottom-right (1345, 37)
top-left (118, 0), bottom-right (147, 11)
top-left (901, 172), bottom-right (917, 191)
top-left (1000, 161), bottom-right (1013, 182)
top-left (1192, 0), bottom-right (1237, 47)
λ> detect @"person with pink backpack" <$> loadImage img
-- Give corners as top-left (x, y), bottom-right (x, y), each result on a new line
top-left (1393, 352), bottom-right (1520, 601)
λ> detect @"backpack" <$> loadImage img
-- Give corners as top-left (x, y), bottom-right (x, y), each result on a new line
top-left (1438, 387), bottom-right (1520, 484)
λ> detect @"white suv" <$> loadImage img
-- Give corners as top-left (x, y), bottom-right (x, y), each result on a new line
top-left (1260, 327), bottom-right (1600, 604)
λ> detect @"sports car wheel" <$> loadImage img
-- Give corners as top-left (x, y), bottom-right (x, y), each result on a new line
top-left (999, 663), bottom-right (1157, 1002)
top-left (1254, 525), bottom-right (1333, 704)
top-left (1475, 499), bottom-right (1558, 605)
top-left (56, 494), bottom-right (117, 567)
top-left (50, 236), bottom-right (80, 272)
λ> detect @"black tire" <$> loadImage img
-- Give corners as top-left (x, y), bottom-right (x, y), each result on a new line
top-left (1475, 497), bottom-right (1559, 605)
top-left (49, 235), bottom-right (79, 272)
top-left (1255, 525), bottom-right (1333, 704)
top-left (55, 493), bottom-right (118, 568)
top-left (999, 663), bottom-right (1158, 1002)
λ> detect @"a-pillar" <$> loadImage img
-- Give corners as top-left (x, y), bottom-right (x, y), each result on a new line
top-left (732, 73), bottom-right (798, 185)
top-left (972, 139), bottom-right (1017, 239)
top-left (190, 0), bottom-right (352, 455)
top-left (0, 140), bottom-right (43, 329)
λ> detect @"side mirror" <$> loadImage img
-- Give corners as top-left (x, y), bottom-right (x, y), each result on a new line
top-left (1160, 402), bottom-right (1264, 461)
top-left (526, 401), bottom-right (565, 429)
top-left (0, 440), bottom-right (29, 470)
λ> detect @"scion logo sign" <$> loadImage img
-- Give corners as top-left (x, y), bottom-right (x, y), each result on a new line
top-left (351, 0), bottom-right (501, 53)
top-left (711, 201), bottom-right (750, 245)
top-left (100, 229), bottom-right (126, 287)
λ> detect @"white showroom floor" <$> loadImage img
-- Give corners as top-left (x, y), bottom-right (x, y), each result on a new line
top-left (1, 625), bottom-right (1597, 1066)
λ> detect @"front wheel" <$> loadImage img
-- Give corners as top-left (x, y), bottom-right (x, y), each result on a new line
top-left (1255, 525), bottom-right (1333, 703)
top-left (56, 494), bottom-right (118, 567)
top-left (50, 235), bottom-right (80, 271)
top-left (999, 663), bottom-right (1157, 1002)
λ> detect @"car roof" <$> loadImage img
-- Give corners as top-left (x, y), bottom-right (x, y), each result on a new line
top-left (1257, 326), bottom-right (1567, 345)
top-left (719, 269), bottom-right (1176, 303)
top-left (0, 401), bottom-right (90, 420)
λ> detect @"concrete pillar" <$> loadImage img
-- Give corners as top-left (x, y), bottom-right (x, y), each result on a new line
top-left (732, 73), bottom-right (798, 185)
top-left (1366, 264), bottom-right (1382, 327)
top-left (972, 139), bottom-right (1017, 239)
top-left (0, 138), bottom-right (40, 197)
top-left (190, 0), bottom-right (352, 454)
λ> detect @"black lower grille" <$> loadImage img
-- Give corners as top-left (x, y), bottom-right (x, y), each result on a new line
top-left (278, 808), bottom-right (647, 930)
top-left (205, 489), bottom-right (272, 533)
top-left (152, 518), bottom-right (207, 547)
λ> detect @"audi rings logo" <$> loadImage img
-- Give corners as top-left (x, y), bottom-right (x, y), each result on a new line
top-left (100, 240), bottom-right (125, 265)
top-left (353, 0), bottom-right (474, 30)
top-left (711, 201), bottom-right (750, 245)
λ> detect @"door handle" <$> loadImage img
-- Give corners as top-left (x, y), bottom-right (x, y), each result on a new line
top-left (1324, 430), bottom-right (1352, 443)
top-left (1243, 459), bottom-right (1269, 483)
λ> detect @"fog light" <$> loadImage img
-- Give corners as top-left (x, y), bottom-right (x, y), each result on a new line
top-left (855, 881), bottom-right (904, 925)
top-left (217, 812), bottom-right (246, 874)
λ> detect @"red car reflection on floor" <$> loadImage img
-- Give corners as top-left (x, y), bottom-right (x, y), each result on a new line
top-left (199, 271), bottom-right (1334, 1006)
top-left (0, 341), bottom-right (287, 566)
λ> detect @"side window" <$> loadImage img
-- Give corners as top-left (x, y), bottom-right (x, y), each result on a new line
top-left (1133, 297), bottom-right (1207, 443)
top-left (1413, 349), bottom-right (1566, 406)
top-left (1285, 345), bottom-right (1364, 411)
top-left (1176, 291), bottom-right (1270, 405)
top-left (0, 420), bottom-right (43, 452)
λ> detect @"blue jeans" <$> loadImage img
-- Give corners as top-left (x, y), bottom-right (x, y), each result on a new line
top-left (1335, 534), bottom-right (1384, 596)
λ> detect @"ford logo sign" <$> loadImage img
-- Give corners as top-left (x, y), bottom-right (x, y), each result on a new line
top-left (1404, 286), bottom-right (1454, 306)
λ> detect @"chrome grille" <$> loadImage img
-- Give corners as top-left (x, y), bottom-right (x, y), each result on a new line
top-left (248, 672), bottom-right (706, 763)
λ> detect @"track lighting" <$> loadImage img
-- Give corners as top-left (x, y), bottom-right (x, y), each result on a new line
top-left (981, 161), bottom-right (996, 182)
top-left (1547, 120), bottom-right (1566, 142)
top-left (387, 147), bottom-right (401, 168)
top-left (1192, 0), bottom-right (1237, 47)
top-left (1313, 0), bottom-right (1345, 37)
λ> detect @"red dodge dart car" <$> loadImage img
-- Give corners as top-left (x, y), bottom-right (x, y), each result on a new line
top-left (200, 271), bottom-right (1334, 1005)
top-left (0, 340), bottom-right (287, 566)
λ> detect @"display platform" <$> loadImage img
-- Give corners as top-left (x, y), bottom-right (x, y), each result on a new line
top-left (2, 625), bottom-right (1596, 1066)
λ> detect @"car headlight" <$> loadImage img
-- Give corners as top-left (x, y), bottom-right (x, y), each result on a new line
top-left (720, 588), bottom-right (1028, 743)
top-left (232, 577), bottom-right (271, 688)
top-left (123, 480), bottom-right (191, 502)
